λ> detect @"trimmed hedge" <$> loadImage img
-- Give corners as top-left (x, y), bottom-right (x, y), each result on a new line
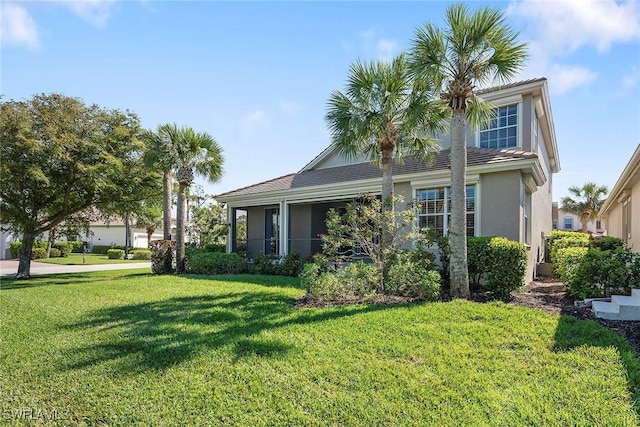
top-left (554, 247), bottom-right (589, 295)
top-left (31, 247), bottom-right (48, 260)
top-left (67, 241), bottom-right (86, 253)
top-left (130, 249), bottom-right (151, 260)
top-left (185, 252), bottom-right (247, 275)
top-left (548, 230), bottom-right (589, 264)
top-left (203, 243), bottom-right (226, 253)
top-left (49, 248), bottom-right (62, 258)
top-left (9, 240), bottom-right (47, 259)
top-left (92, 245), bottom-right (113, 255)
top-left (484, 237), bottom-right (528, 300)
top-left (107, 249), bottom-right (125, 260)
top-left (53, 242), bottom-right (72, 257)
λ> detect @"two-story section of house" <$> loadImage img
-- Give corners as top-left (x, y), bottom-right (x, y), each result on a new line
top-left (216, 78), bottom-right (561, 281)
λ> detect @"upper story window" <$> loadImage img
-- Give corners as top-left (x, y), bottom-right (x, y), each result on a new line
top-left (564, 217), bottom-right (573, 230)
top-left (480, 104), bottom-right (518, 149)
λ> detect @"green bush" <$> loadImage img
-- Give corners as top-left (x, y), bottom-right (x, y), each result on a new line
top-left (548, 230), bottom-right (589, 264)
top-left (568, 247), bottom-right (640, 299)
top-left (340, 261), bottom-right (382, 295)
top-left (484, 238), bottom-right (527, 300)
top-left (590, 236), bottom-right (624, 252)
top-left (9, 241), bottom-right (21, 259)
top-left (31, 247), bottom-right (48, 259)
top-left (67, 241), bottom-right (86, 253)
top-left (300, 262), bottom-right (343, 301)
top-left (185, 252), bottom-right (247, 275)
top-left (107, 249), bottom-right (125, 260)
top-left (467, 237), bottom-right (493, 289)
top-left (388, 260), bottom-right (440, 301)
top-left (251, 253), bottom-right (280, 275)
top-left (554, 246), bottom-right (589, 294)
top-left (49, 248), bottom-right (62, 258)
top-left (279, 252), bottom-right (306, 277)
top-left (203, 243), bottom-right (226, 253)
top-left (92, 245), bottom-right (112, 255)
top-left (130, 249), bottom-right (151, 260)
top-left (53, 242), bottom-right (72, 257)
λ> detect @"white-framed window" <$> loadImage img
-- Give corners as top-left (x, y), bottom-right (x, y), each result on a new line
top-left (480, 104), bottom-right (518, 149)
top-left (596, 220), bottom-right (602, 230)
top-left (417, 185), bottom-right (475, 236)
top-left (564, 217), bottom-right (573, 230)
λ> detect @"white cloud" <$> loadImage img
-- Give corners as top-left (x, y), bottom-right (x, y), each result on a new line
top-left (241, 109), bottom-right (268, 130)
top-left (0, 2), bottom-right (39, 49)
top-left (376, 38), bottom-right (398, 62)
top-left (60, 0), bottom-right (118, 28)
top-left (548, 64), bottom-right (598, 94)
top-left (508, 0), bottom-right (640, 54)
top-left (357, 29), bottom-right (399, 62)
top-left (278, 101), bottom-right (301, 116)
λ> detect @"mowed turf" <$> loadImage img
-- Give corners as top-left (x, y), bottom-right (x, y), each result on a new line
top-left (35, 254), bottom-right (149, 265)
top-left (1, 270), bottom-right (639, 426)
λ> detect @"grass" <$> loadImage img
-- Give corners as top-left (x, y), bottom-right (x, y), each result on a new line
top-left (1, 270), bottom-right (639, 426)
top-left (35, 254), bottom-right (149, 265)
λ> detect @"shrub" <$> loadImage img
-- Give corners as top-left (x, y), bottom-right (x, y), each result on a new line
top-left (31, 247), bottom-right (48, 259)
top-left (49, 248), bottom-right (62, 258)
top-left (340, 261), bottom-right (382, 296)
top-left (53, 242), bottom-right (72, 257)
top-left (203, 243), bottom-right (226, 253)
top-left (388, 260), bottom-right (440, 301)
top-left (554, 246), bottom-right (589, 294)
top-left (568, 247), bottom-right (640, 299)
top-left (150, 240), bottom-right (175, 274)
top-left (484, 238), bottom-right (527, 300)
top-left (185, 252), bottom-right (247, 275)
top-left (300, 262), bottom-right (343, 301)
top-left (467, 237), bottom-right (493, 289)
top-left (590, 236), bottom-right (624, 252)
top-left (92, 245), bottom-right (113, 255)
top-left (548, 230), bottom-right (589, 264)
top-left (251, 253), bottom-right (280, 275)
top-left (130, 249), bottom-right (151, 260)
top-left (279, 252), bottom-right (306, 277)
top-left (67, 241), bottom-right (86, 253)
top-left (9, 241), bottom-right (21, 259)
top-left (107, 249), bottom-right (125, 260)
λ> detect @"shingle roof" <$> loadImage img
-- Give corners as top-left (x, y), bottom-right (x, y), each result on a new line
top-left (216, 147), bottom-right (537, 199)
top-left (476, 77), bottom-right (547, 95)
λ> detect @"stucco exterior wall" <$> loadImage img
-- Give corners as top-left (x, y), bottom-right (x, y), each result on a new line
top-left (606, 180), bottom-right (640, 251)
top-left (479, 171), bottom-right (521, 242)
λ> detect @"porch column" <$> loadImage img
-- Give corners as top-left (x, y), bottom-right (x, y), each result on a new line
top-left (226, 206), bottom-right (233, 253)
top-left (279, 200), bottom-right (288, 256)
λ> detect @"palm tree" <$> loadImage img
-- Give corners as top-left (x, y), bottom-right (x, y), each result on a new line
top-left (410, 4), bottom-right (528, 298)
top-left (142, 124), bottom-right (178, 241)
top-left (172, 126), bottom-right (223, 273)
top-left (325, 53), bottom-right (445, 252)
top-left (561, 182), bottom-right (608, 233)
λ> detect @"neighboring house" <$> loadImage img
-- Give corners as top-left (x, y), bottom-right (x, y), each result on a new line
top-left (599, 144), bottom-right (640, 251)
top-left (0, 229), bottom-right (17, 260)
top-left (216, 78), bottom-right (560, 281)
top-left (552, 202), bottom-right (606, 236)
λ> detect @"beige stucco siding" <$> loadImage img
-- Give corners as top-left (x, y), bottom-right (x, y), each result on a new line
top-left (479, 171), bottom-right (521, 241)
top-left (607, 180), bottom-right (640, 251)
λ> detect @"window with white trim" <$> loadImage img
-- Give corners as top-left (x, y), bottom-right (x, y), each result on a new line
top-left (564, 217), bottom-right (573, 230)
top-left (417, 185), bottom-right (475, 236)
top-left (480, 104), bottom-right (518, 149)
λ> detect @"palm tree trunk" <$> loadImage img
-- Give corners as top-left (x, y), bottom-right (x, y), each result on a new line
top-left (16, 231), bottom-right (35, 279)
top-left (449, 109), bottom-right (469, 299)
top-left (163, 172), bottom-right (172, 240)
top-left (146, 228), bottom-right (154, 248)
top-left (580, 211), bottom-right (590, 233)
top-left (176, 182), bottom-right (188, 273)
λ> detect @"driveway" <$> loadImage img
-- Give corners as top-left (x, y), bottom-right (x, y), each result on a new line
top-left (0, 259), bottom-right (151, 278)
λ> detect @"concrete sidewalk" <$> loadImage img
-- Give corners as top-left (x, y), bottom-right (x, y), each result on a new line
top-left (0, 259), bottom-right (151, 278)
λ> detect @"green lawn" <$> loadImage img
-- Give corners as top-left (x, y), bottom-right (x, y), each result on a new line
top-left (35, 253), bottom-right (149, 265)
top-left (1, 270), bottom-right (639, 426)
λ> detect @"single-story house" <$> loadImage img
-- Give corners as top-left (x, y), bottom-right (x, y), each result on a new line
top-left (216, 78), bottom-right (561, 280)
top-left (599, 144), bottom-right (640, 251)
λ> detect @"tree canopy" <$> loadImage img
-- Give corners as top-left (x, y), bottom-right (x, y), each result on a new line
top-left (0, 93), bottom-right (160, 278)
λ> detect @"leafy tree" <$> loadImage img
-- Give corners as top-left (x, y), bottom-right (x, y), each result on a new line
top-left (325, 53), bottom-right (445, 267)
top-left (410, 4), bottom-right (528, 298)
top-left (0, 93), bottom-right (159, 278)
top-left (168, 126), bottom-right (224, 273)
top-left (134, 200), bottom-right (164, 248)
top-left (561, 182), bottom-right (608, 233)
top-left (188, 202), bottom-right (228, 247)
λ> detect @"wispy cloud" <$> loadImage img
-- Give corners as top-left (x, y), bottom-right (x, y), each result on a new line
top-left (376, 38), bottom-right (398, 62)
top-left (616, 67), bottom-right (640, 96)
top-left (60, 0), bottom-right (118, 28)
top-left (354, 29), bottom-right (399, 62)
top-left (0, 2), bottom-right (39, 49)
top-left (508, 0), bottom-right (640, 94)
top-left (278, 100), bottom-right (301, 116)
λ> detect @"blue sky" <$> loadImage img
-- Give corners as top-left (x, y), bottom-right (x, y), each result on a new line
top-left (2, 0), bottom-right (639, 203)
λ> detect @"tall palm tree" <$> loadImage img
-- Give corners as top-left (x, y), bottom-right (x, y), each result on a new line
top-left (173, 126), bottom-right (223, 273)
top-left (561, 182), bottom-right (608, 233)
top-left (325, 53), bottom-right (445, 251)
top-left (410, 4), bottom-right (528, 298)
top-left (142, 124), bottom-right (178, 241)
